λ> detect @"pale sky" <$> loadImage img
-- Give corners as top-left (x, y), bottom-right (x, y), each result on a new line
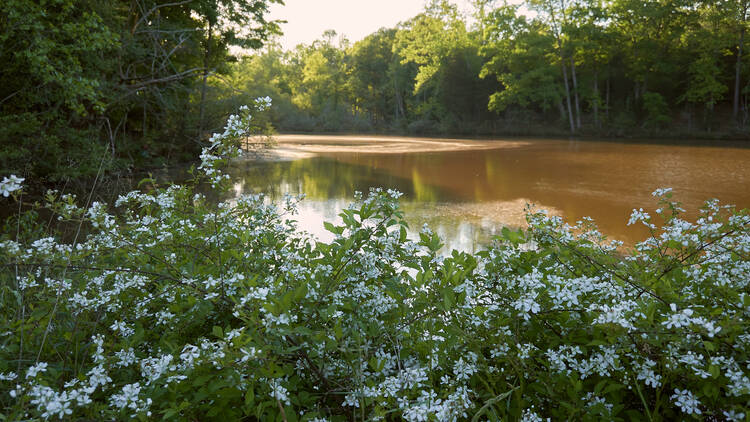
top-left (267, 0), bottom-right (476, 50)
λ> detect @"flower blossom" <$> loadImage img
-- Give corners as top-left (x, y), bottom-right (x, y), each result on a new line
top-left (0, 174), bottom-right (23, 197)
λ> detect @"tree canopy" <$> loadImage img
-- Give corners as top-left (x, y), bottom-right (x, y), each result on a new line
top-left (0, 0), bottom-right (282, 184)
top-left (224, 0), bottom-right (750, 137)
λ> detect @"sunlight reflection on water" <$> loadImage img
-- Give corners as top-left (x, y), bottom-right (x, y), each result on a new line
top-left (228, 135), bottom-right (750, 252)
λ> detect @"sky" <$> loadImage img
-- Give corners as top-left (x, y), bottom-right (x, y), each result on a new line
top-left (267, 0), bottom-right (476, 50)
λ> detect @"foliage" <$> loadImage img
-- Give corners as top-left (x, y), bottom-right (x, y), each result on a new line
top-left (0, 0), bottom-right (118, 182)
top-left (0, 0), bottom-right (282, 185)
top-left (642, 92), bottom-right (671, 128)
top-left (225, 0), bottom-right (750, 136)
top-left (2, 110), bottom-right (750, 421)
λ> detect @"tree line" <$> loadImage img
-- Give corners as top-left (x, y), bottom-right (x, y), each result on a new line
top-left (223, 0), bottom-right (750, 138)
top-left (0, 0), bottom-right (281, 184)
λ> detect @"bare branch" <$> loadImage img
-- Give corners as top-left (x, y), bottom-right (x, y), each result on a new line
top-left (124, 67), bottom-right (204, 90)
top-left (133, 0), bottom-right (194, 33)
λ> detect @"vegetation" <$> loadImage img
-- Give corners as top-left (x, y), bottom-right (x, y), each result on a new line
top-left (224, 0), bottom-right (750, 137)
top-left (2, 1), bottom-right (749, 420)
top-left (1, 110), bottom-right (749, 421)
top-left (0, 0), bottom-right (281, 185)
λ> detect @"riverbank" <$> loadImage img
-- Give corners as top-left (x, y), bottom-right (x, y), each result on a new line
top-left (255, 132), bottom-right (750, 162)
top-left (271, 118), bottom-right (750, 143)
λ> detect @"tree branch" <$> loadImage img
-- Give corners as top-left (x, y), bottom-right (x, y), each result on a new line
top-left (133, 0), bottom-right (194, 34)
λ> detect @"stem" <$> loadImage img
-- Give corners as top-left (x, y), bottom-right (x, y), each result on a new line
top-left (36, 143), bottom-right (109, 363)
top-left (15, 193), bottom-right (24, 375)
top-left (632, 374), bottom-right (654, 422)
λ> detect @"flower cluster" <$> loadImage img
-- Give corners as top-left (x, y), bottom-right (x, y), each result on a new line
top-left (0, 174), bottom-right (24, 197)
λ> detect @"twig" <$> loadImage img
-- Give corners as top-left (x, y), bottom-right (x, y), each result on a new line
top-left (133, 0), bottom-right (194, 33)
top-left (36, 142), bottom-right (109, 363)
top-left (276, 399), bottom-right (288, 422)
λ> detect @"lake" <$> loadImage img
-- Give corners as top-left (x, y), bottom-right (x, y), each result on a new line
top-left (228, 135), bottom-right (750, 252)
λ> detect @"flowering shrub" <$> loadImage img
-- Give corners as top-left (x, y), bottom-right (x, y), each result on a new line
top-left (1, 104), bottom-right (749, 421)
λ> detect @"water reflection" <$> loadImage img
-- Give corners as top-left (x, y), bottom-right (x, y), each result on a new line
top-left (228, 137), bottom-right (750, 251)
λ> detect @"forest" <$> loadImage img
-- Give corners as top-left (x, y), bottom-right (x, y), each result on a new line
top-left (0, 0), bottom-right (282, 185)
top-left (2, 0), bottom-right (750, 187)
top-left (222, 0), bottom-right (750, 137)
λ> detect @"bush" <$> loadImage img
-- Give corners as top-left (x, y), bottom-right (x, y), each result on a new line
top-left (1, 105), bottom-right (749, 421)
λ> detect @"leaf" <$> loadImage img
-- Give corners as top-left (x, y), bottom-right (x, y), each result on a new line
top-left (333, 323), bottom-right (343, 340)
top-left (163, 409), bottom-right (178, 419)
top-left (603, 383), bottom-right (625, 395)
top-left (471, 387), bottom-right (518, 422)
top-left (194, 375), bottom-right (213, 387)
top-left (709, 365), bottom-right (720, 379)
top-left (245, 389), bottom-right (255, 407)
top-left (212, 326), bottom-right (223, 339)
top-left (442, 288), bottom-right (455, 309)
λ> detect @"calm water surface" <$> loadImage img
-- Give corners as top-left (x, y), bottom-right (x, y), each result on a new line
top-left (228, 136), bottom-right (750, 251)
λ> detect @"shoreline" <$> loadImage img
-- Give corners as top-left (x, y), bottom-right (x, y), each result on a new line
top-left (238, 133), bottom-right (750, 162)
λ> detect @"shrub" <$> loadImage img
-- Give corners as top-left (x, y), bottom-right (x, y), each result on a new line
top-left (1, 103), bottom-right (748, 421)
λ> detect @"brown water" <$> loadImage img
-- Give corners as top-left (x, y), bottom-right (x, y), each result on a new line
top-left (228, 136), bottom-right (750, 251)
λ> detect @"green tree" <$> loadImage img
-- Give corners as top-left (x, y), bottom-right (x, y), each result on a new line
top-left (0, 0), bottom-right (282, 185)
top-left (348, 29), bottom-right (400, 124)
top-left (0, 0), bottom-right (118, 182)
top-left (481, 5), bottom-right (566, 120)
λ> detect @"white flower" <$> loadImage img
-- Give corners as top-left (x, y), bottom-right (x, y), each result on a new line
top-left (87, 364), bottom-right (112, 389)
top-left (26, 362), bottom-right (48, 379)
top-left (652, 187), bottom-right (673, 197)
top-left (453, 356), bottom-right (477, 380)
top-left (521, 407), bottom-right (549, 421)
top-left (140, 354), bottom-right (173, 385)
top-left (343, 393), bottom-right (360, 408)
top-left (109, 320), bottom-right (135, 337)
top-left (110, 382), bottom-right (141, 410)
top-left (115, 348), bottom-right (136, 367)
top-left (671, 389), bottom-right (701, 415)
top-left (269, 379), bottom-right (291, 405)
top-left (512, 293), bottom-right (541, 319)
top-left (723, 410), bottom-right (745, 422)
top-left (0, 175), bottom-right (24, 197)
top-left (0, 372), bottom-right (17, 381)
top-left (635, 359), bottom-right (662, 388)
top-left (662, 304), bottom-right (694, 329)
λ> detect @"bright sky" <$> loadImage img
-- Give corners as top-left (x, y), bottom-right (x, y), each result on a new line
top-left (267, 0), bottom-right (476, 50)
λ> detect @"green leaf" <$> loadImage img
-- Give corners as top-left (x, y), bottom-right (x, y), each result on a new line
top-left (442, 288), bottom-right (455, 309)
top-left (603, 383), bottom-right (625, 395)
top-left (323, 221), bottom-right (337, 234)
top-left (709, 365), bottom-right (720, 379)
top-left (245, 389), bottom-right (255, 407)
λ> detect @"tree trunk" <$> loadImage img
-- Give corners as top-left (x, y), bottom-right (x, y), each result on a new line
top-left (561, 61), bottom-right (576, 133)
top-left (634, 81), bottom-right (639, 102)
top-left (142, 101), bottom-right (147, 139)
top-left (571, 57), bottom-right (581, 129)
top-left (393, 77), bottom-right (399, 120)
top-left (734, 24), bottom-right (745, 120)
top-left (593, 71), bottom-right (599, 128)
top-left (198, 21), bottom-right (213, 143)
top-left (606, 72), bottom-right (610, 121)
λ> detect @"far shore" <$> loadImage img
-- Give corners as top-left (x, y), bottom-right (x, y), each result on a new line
top-left (271, 134), bottom-right (530, 155)
top-left (239, 132), bottom-right (750, 162)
